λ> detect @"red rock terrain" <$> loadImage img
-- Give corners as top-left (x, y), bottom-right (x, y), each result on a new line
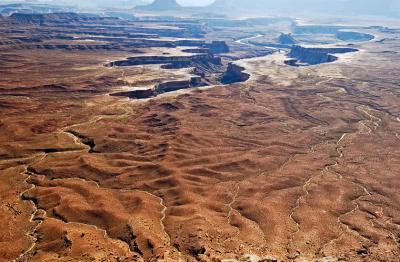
top-left (0, 13), bottom-right (399, 262)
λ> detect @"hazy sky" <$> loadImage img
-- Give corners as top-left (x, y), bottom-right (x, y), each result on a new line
top-left (2, 0), bottom-right (216, 6)
top-left (177, 0), bottom-right (214, 6)
top-left (4, 0), bottom-right (400, 17)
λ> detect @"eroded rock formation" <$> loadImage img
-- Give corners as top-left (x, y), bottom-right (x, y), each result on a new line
top-left (286, 45), bottom-right (358, 66)
top-left (336, 31), bottom-right (374, 42)
top-left (278, 33), bottom-right (297, 45)
top-left (9, 12), bottom-right (109, 25)
top-left (111, 76), bottom-right (204, 99)
top-left (136, 0), bottom-right (182, 11)
top-left (221, 63), bottom-right (250, 84)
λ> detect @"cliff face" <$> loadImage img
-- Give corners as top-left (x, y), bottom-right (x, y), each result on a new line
top-left (9, 13), bottom-right (102, 25)
top-left (110, 62), bottom-right (252, 100)
top-left (174, 40), bottom-right (229, 54)
top-left (278, 33), bottom-right (297, 45)
top-left (155, 76), bottom-right (203, 93)
top-left (106, 53), bottom-right (222, 69)
top-left (207, 41), bottom-right (229, 54)
top-left (110, 89), bottom-right (155, 99)
top-left (336, 31), bottom-right (374, 42)
top-left (136, 0), bottom-right (182, 11)
top-left (294, 26), bottom-right (375, 43)
top-left (221, 63), bottom-right (250, 84)
top-left (288, 45), bottom-right (358, 66)
top-left (110, 76), bottom-right (204, 99)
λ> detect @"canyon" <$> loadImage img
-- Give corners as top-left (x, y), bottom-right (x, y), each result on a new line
top-left (0, 9), bottom-right (400, 262)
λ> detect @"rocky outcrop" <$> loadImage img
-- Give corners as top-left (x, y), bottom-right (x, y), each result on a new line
top-left (9, 13), bottom-right (105, 25)
top-left (136, 0), bottom-right (182, 11)
top-left (293, 26), bottom-right (374, 43)
top-left (293, 25), bottom-right (346, 34)
top-left (155, 76), bottom-right (203, 93)
top-left (336, 31), bottom-right (374, 42)
top-left (7, 38), bottom-right (225, 52)
top-left (287, 45), bottom-right (358, 66)
top-left (110, 89), bottom-right (156, 99)
top-left (283, 59), bottom-right (298, 67)
top-left (2, 43), bottom-right (116, 51)
top-left (223, 254), bottom-right (278, 262)
top-left (110, 76), bottom-right (204, 99)
top-left (174, 40), bottom-right (229, 54)
top-left (221, 63), bottom-right (250, 84)
top-left (205, 41), bottom-right (229, 53)
top-left (182, 48), bottom-right (209, 54)
top-left (1, 15), bottom-right (211, 50)
top-left (278, 33), bottom-right (297, 45)
top-left (109, 61), bottom-right (250, 100)
top-left (106, 53), bottom-right (222, 69)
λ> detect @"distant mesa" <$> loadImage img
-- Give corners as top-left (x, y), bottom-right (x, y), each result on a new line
top-left (204, 0), bottom-right (238, 12)
top-left (0, 3), bottom-right (73, 16)
top-left (136, 0), bottom-right (182, 11)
